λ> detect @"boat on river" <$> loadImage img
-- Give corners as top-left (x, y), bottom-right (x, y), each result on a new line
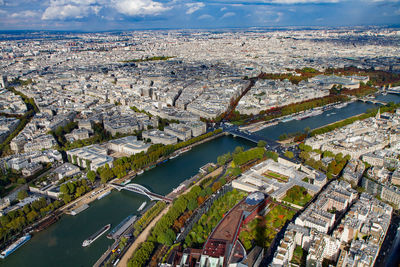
top-left (82, 224), bottom-right (111, 247)
top-left (0, 234), bottom-right (31, 259)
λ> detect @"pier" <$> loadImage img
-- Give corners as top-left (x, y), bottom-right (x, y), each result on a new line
top-left (110, 183), bottom-right (173, 203)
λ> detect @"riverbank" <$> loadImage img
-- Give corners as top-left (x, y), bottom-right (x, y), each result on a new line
top-left (241, 101), bottom-right (352, 133)
top-left (117, 165), bottom-right (225, 267)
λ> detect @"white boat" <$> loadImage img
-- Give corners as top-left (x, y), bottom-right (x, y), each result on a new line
top-left (335, 102), bottom-right (348, 109)
top-left (137, 170), bottom-right (144, 175)
top-left (137, 201), bottom-right (147, 212)
top-left (170, 153), bottom-right (179, 159)
top-left (97, 191), bottom-right (111, 200)
top-left (0, 234), bottom-right (31, 259)
top-left (82, 224), bottom-right (111, 247)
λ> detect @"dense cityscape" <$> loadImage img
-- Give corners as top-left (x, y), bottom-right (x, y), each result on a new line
top-left (0, 26), bottom-right (399, 267)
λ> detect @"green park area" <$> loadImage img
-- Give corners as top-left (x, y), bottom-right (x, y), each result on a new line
top-left (283, 185), bottom-right (313, 207)
top-left (184, 189), bottom-right (247, 248)
top-left (239, 204), bottom-right (295, 250)
top-left (263, 170), bottom-right (289, 182)
top-left (291, 245), bottom-right (306, 265)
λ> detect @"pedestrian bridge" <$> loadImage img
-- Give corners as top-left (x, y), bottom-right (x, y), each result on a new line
top-left (110, 183), bottom-right (173, 203)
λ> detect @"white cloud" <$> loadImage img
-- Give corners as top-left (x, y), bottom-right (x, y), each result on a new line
top-left (42, 0), bottom-right (103, 20)
top-left (10, 10), bottom-right (40, 18)
top-left (220, 7), bottom-right (227, 11)
top-left (42, 4), bottom-right (100, 20)
top-left (112, 0), bottom-right (170, 16)
top-left (185, 2), bottom-right (204, 14)
top-left (198, 14), bottom-right (212, 19)
top-left (221, 11), bottom-right (235, 18)
top-left (0, 0), bottom-right (4, 6)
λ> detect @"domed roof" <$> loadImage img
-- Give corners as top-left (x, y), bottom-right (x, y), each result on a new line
top-left (245, 192), bottom-right (265, 205)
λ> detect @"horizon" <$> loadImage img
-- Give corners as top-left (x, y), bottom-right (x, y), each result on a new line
top-left (0, 0), bottom-right (400, 31)
top-left (0, 24), bottom-right (400, 34)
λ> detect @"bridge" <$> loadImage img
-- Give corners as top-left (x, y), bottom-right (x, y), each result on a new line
top-left (225, 128), bottom-right (281, 150)
top-left (110, 183), bottom-right (173, 203)
top-left (358, 98), bottom-right (387, 105)
top-left (387, 89), bottom-right (400, 95)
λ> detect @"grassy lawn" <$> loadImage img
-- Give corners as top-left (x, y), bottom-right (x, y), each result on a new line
top-left (239, 204), bottom-right (295, 251)
top-left (263, 171), bottom-right (289, 182)
top-left (283, 185), bottom-right (313, 207)
top-left (291, 245), bottom-right (304, 265)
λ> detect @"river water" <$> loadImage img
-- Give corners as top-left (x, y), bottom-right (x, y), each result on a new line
top-left (2, 93), bottom-right (400, 267)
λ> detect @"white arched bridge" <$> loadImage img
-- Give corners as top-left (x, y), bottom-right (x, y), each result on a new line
top-left (110, 183), bottom-right (173, 203)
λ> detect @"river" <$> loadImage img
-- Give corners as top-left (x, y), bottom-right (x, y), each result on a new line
top-left (1, 136), bottom-right (254, 267)
top-left (2, 93), bottom-right (400, 267)
top-left (256, 93), bottom-right (400, 140)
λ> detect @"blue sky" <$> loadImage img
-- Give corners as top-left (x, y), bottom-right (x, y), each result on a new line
top-left (0, 0), bottom-right (399, 30)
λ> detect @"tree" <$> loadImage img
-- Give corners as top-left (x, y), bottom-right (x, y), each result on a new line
top-left (257, 140), bottom-right (267, 147)
top-left (27, 210), bottom-right (38, 222)
top-left (17, 190), bottom-right (28, 200)
top-left (60, 184), bottom-right (69, 194)
top-left (87, 170), bottom-right (96, 183)
top-left (17, 178), bottom-right (26, 184)
top-left (188, 198), bottom-right (198, 211)
top-left (67, 183), bottom-right (76, 194)
top-left (234, 146), bottom-right (244, 155)
top-left (284, 151), bottom-right (294, 159)
top-left (63, 194), bottom-right (72, 203)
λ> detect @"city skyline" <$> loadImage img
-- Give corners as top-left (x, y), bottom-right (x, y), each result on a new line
top-left (0, 0), bottom-right (399, 31)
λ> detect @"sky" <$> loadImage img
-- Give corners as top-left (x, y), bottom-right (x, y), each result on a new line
top-left (0, 0), bottom-right (399, 31)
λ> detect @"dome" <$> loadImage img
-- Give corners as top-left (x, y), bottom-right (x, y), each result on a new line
top-left (245, 192), bottom-right (265, 206)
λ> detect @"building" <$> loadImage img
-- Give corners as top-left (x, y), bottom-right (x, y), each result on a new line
top-left (232, 159), bottom-right (323, 201)
top-left (103, 115), bottom-right (142, 136)
top-left (21, 163), bottom-right (43, 177)
top-left (164, 123), bottom-right (192, 141)
top-left (66, 144), bottom-right (114, 171)
top-left (53, 163), bottom-right (80, 179)
top-left (107, 136), bottom-right (151, 156)
top-left (185, 121), bottom-right (207, 137)
top-left (142, 129), bottom-right (178, 145)
top-left (65, 128), bottom-right (90, 142)
top-left (23, 134), bottom-right (57, 152)
top-left (342, 159), bottom-right (366, 185)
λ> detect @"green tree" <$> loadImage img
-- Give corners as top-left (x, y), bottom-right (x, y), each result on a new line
top-left (187, 198), bottom-right (198, 211)
top-left (27, 210), bottom-right (38, 222)
top-left (60, 184), bottom-right (69, 194)
top-left (257, 140), bottom-right (267, 147)
top-left (17, 178), bottom-right (26, 184)
top-left (284, 151), bottom-right (294, 159)
top-left (63, 194), bottom-right (72, 203)
top-left (87, 170), bottom-right (96, 183)
top-left (17, 190), bottom-right (28, 200)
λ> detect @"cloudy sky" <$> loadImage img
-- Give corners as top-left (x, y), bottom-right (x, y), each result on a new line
top-left (0, 0), bottom-right (399, 31)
